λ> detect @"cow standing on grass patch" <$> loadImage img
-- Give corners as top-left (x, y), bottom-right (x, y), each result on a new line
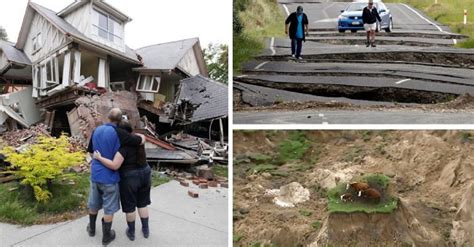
top-left (358, 188), bottom-right (381, 203)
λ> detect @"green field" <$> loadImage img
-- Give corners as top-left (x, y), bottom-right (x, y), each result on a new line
top-left (327, 174), bottom-right (399, 214)
top-left (233, 0), bottom-right (285, 73)
top-left (385, 0), bottom-right (474, 47)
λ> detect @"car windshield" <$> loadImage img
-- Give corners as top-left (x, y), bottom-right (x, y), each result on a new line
top-left (346, 3), bottom-right (379, 12)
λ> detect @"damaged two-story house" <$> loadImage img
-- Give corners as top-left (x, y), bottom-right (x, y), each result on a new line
top-left (0, 0), bottom-right (228, 152)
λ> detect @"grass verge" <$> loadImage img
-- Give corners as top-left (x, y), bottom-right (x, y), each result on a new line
top-left (384, 0), bottom-right (474, 47)
top-left (327, 174), bottom-right (398, 214)
top-left (0, 173), bottom-right (89, 225)
top-left (151, 170), bottom-right (171, 187)
top-left (234, 0), bottom-right (286, 73)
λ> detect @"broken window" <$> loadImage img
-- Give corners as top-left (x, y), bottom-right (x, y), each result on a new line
top-left (32, 32), bottom-right (42, 52)
top-left (93, 9), bottom-right (123, 45)
top-left (43, 57), bottom-right (59, 84)
top-left (136, 75), bottom-right (160, 93)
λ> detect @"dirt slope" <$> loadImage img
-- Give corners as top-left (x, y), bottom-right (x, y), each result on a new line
top-left (233, 131), bottom-right (474, 246)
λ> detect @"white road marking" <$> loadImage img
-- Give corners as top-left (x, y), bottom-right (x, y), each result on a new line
top-left (314, 18), bottom-right (338, 23)
top-left (318, 114), bottom-right (324, 117)
top-left (236, 75), bottom-right (248, 78)
top-left (453, 39), bottom-right (457, 45)
top-left (401, 3), bottom-right (450, 34)
top-left (270, 37), bottom-right (276, 55)
top-left (283, 4), bottom-right (290, 16)
top-left (322, 122), bottom-right (329, 125)
top-left (395, 78), bottom-right (411, 84)
top-left (254, 61), bottom-right (269, 70)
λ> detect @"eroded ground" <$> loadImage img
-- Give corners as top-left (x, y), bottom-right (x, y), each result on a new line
top-left (233, 131), bottom-right (474, 246)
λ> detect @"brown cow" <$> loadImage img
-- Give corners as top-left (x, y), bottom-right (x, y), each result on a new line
top-left (358, 188), bottom-right (381, 203)
top-left (340, 193), bottom-right (353, 203)
top-left (346, 182), bottom-right (369, 192)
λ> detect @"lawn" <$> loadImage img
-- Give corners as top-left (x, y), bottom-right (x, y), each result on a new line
top-left (0, 173), bottom-right (90, 225)
top-left (385, 0), bottom-right (474, 47)
top-left (233, 0), bottom-right (286, 73)
top-left (327, 174), bottom-right (399, 214)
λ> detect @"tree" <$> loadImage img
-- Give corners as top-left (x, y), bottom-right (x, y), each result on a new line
top-left (0, 26), bottom-right (8, 41)
top-left (203, 43), bottom-right (228, 84)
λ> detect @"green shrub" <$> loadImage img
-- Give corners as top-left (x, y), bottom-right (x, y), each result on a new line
top-left (278, 132), bottom-right (310, 163)
top-left (1, 135), bottom-right (85, 202)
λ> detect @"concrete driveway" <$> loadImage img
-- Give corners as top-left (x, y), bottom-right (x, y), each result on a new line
top-left (0, 180), bottom-right (228, 247)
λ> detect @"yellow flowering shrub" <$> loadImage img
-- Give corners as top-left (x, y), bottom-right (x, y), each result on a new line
top-left (1, 134), bottom-right (85, 202)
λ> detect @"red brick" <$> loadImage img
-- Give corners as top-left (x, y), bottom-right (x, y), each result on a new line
top-left (199, 183), bottom-right (208, 189)
top-left (199, 178), bottom-right (208, 184)
top-left (180, 181), bottom-right (189, 187)
top-left (188, 190), bottom-right (199, 198)
top-left (192, 180), bottom-right (200, 185)
top-left (208, 181), bottom-right (218, 187)
top-left (220, 182), bottom-right (228, 188)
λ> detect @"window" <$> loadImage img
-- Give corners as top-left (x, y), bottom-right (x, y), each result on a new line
top-left (46, 58), bottom-right (59, 84)
top-left (93, 9), bottom-right (122, 44)
top-left (136, 75), bottom-right (160, 93)
top-left (32, 32), bottom-right (42, 52)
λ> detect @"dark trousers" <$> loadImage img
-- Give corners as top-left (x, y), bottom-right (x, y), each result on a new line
top-left (291, 38), bottom-right (303, 57)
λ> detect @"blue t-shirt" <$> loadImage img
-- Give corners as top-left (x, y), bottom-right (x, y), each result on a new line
top-left (296, 14), bottom-right (304, 39)
top-left (90, 123), bottom-right (121, 184)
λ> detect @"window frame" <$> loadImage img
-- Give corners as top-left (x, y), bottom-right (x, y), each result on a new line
top-left (136, 74), bottom-right (161, 93)
top-left (92, 8), bottom-right (123, 44)
top-left (32, 32), bottom-right (42, 53)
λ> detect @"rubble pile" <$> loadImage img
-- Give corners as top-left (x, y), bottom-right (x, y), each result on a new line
top-left (165, 167), bottom-right (229, 198)
top-left (0, 123), bottom-right (51, 147)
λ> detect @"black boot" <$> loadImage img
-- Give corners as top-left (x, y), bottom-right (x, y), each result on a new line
top-left (86, 214), bottom-right (97, 237)
top-left (141, 217), bottom-right (149, 238)
top-left (126, 221), bottom-right (135, 241)
top-left (371, 41), bottom-right (377, 47)
top-left (102, 218), bottom-right (116, 245)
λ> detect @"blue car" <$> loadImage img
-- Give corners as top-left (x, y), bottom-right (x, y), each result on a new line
top-left (338, 1), bottom-right (393, 33)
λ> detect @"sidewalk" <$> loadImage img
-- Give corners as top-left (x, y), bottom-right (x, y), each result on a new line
top-left (0, 180), bottom-right (228, 247)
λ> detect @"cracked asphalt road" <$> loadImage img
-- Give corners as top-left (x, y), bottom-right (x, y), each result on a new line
top-left (234, 0), bottom-right (474, 124)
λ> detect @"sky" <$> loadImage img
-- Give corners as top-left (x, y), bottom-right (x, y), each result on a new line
top-left (0, 0), bottom-right (231, 49)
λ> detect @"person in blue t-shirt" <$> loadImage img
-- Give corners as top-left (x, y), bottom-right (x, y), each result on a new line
top-left (285, 6), bottom-right (309, 59)
top-left (86, 108), bottom-right (144, 245)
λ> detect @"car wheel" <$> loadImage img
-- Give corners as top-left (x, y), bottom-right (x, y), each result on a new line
top-left (385, 19), bottom-right (393, 32)
top-left (338, 29), bottom-right (345, 33)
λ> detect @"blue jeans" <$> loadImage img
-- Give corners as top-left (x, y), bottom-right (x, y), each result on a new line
top-left (87, 181), bottom-right (120, 215)
top-left (291, 38), bottom-right (303, 57)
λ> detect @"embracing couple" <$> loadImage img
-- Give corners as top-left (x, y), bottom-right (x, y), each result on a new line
top-left (86, 108), bottom-right (152, 245)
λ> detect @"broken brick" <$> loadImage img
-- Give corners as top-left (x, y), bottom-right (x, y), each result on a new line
top-left (192, 180), bottom-right (200, 185)
top-left (199, 183), bottom-right (208, 189)
top-left (220, 182), bottom-right (228, 188)
top-left (199, 178), bottom-right (208, 184)
top-left (180, 181), bottom-right (189, 187)
top-left (188, 190), bottom-right (199, 198)
top-left (197, 167), bottom-right (214, 180)
top-left (208, 181), bottom-right (218, 187)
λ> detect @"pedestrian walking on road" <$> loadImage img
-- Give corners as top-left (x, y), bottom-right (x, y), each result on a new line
top-left (285, 6), bottom-right (309, 59)
top-left (362, 0), bottom-right (382, 47)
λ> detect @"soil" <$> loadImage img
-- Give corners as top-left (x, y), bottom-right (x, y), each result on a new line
top-left (233, 131), bottom-right (474, 246)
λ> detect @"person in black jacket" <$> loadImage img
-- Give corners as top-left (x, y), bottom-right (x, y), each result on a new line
top-left (362, 0), bottom-right (382, 47)
top-left (285, 6), bottom-right (308, 59)
top-left (94, 120), bottom-right (152, 241)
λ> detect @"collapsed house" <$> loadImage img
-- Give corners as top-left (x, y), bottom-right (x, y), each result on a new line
top-left (0, 0), bottom-right (228, 164)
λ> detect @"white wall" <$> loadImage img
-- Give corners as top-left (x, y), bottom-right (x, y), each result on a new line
top-left (64, 2), bottom-right (92, 37)
top-left (23, 13), bottom-right (68, 64)
top-left (177, 48), bottom-right (200, 76)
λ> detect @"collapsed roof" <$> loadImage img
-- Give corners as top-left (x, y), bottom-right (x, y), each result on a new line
top-left (175, 75), bottom-right (228, 123)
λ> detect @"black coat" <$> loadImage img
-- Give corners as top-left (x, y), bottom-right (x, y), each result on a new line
top-left (285, 12), bottom-right (309, 41)
top-left (362, 7), bottom-right (382, 24)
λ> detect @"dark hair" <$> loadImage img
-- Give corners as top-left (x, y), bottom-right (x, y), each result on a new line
top-left (297, 6), bottom-right (303, 13)
top-left (118, 120), bottom-right (133, 133)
